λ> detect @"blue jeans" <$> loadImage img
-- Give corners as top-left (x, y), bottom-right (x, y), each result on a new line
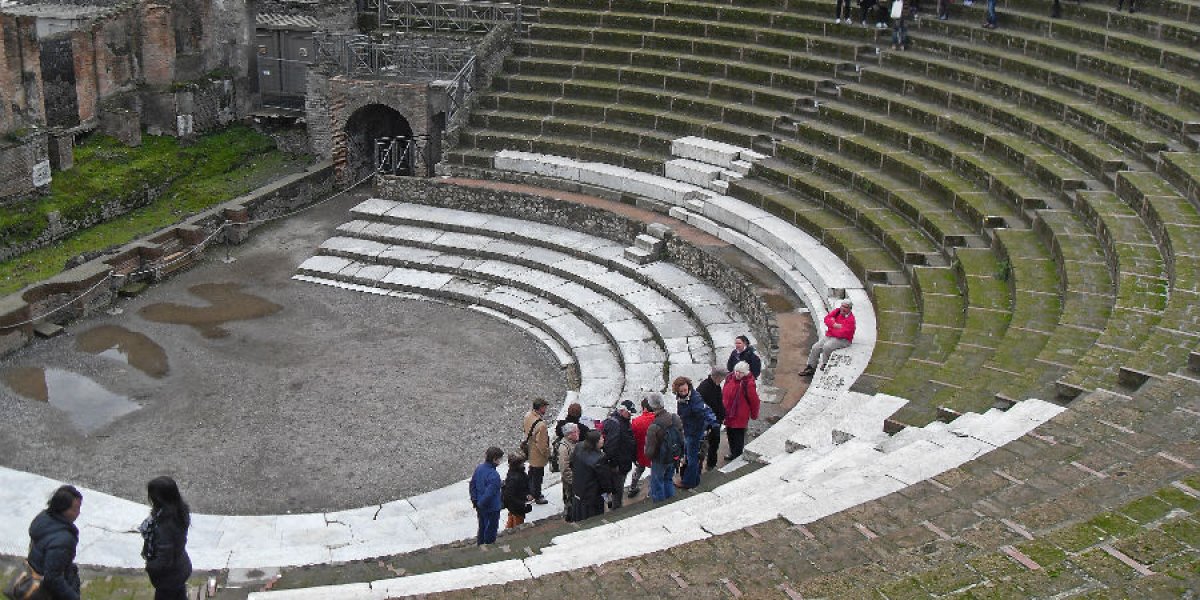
top-left (681, 432), bottom-right (703, 488)
top-left (986, 0), bottom-right (997, 24)
top-left (476, 509), bottom-right (500, 545)
top-left (649, 460), bottom-right (676, 501)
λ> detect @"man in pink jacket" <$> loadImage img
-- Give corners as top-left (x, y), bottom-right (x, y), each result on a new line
top-left (800, 299), bottom-right (855, 377)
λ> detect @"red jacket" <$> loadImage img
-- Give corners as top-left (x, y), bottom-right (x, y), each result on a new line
top-left (823, 308), bottom-right (856, 341)
top-left (631, 410), bottom-right (656, 468)
top-left (722, 374), bottom-right (760, 429)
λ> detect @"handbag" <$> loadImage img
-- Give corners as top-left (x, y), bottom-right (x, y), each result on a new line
top-left (890, 0), bottom-right (904, 19)
top-left (3, 561), bottom-right (46, 600)
top-left (519, 417), bottom-right (542, 457)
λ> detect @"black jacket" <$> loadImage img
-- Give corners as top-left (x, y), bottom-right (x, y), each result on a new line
top-left (502, 469), bottom-right (533, 515)
top-left (142, 511), bottom-right (192, 590)
top-left (555, 416), bottom-right (590, 440)
top-left (696, 377), bottom-right (726, 423)
top-left (601, 411), bottom-right (636, 470)
top-left (28, 510), bottom-right (81, 600)
top-left (727, 346), bottom-right (762, 379)
top-left (569, 445), bottom-right (609, 522)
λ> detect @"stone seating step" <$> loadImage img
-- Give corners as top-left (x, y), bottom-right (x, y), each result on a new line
top-left (507, 40), bottom-right (836, 101)
top-left (910, 33), bottom-right (1200, 143)
top-left (816, 99), bottom-right (1090, 197)
top-left (837, 82), bottom-right (1128, 180)
top-left (792, 117), bottom-right (1056, 229)
top-left (775, 136), bottom-right (1024, 239)
top-left (729, 171), bottom-right (921, 279)
top-left (342, 200), bottom-right (756, 373)
top-left (463, 127), bottom-right (666, 175)
top-left (1003, 0), bottom-right (1200, 46)
top-left (468, 109), bottom-right (674, 158)
top-left (936, 2), bottom-right (1200, 75)
top-left (1158, 152), bottom-right (1200, 206)
top-left (523, 21), bottom-right (864, 65)
top-left (914, 16), bottom-right (1200, 120)
top-left (878, 51), bottom-right (1173, 156)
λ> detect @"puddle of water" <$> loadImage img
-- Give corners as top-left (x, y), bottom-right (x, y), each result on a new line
top-left (76, 325), bottom-right (169, 378)
top-left (138, 282), bottom-right (282, 338)
top-left (2, 367), bottom-right (140, 434)
top-left (761, 292), bottom-right (796, 313)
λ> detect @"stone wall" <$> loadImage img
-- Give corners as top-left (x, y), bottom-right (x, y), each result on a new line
top-left (376, 176), bottom-right (778, 358)
top-left (305, 68), bottom-right (332, 158)
top-left (0, 161), bottom-right (335, 357)
top-left (39, 35), bottom-right (79, 127)
top-left (328, 77), bottom-right (431, 181)
top-left (0, 132), bottom-right (49, 206)
top-left (0, 15), bottom-right (47, 131)
top-left (441, 22), bottom-right (514, 155)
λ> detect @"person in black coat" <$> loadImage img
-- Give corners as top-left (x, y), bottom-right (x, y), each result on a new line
top-left (569, 431), bottom-right (609, 522)
top-left (726, 335), bottom-right (762, 379)
top-left (601, 399), bottom-right (637, 509)
top-left (697, 366), bottom-right (729, 471)
top-left (27, 485), bottom-right (83, 600)
top-left (502, 454), bottom-right (534, 529)
top-left (140, 476), bottom-right (192, 600)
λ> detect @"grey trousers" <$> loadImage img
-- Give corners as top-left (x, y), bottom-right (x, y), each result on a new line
top-left (807, 336), bottom-right (852, 368)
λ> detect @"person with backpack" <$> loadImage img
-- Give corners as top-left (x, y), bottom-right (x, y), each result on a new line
top-left (556, 422), bottom-right (580, 521)
top-left (469, 447), bottom-right (504, 545)
top-left (23, 485), bottom-right (83, 600)
top-left (501, 453), bottom-right (534, 529)
top-left (140, 476), bottom-right (192, 600)
top-left (601, 399), bottom-right (637, 509)
top-left (521, 398), bottom-right (551, 505)
top-left (674, 377), bottom-right (718, 490)
top-left (643, 393), bottom-right (685, 502)
top-left (723, 361), bottom-right (761, 461)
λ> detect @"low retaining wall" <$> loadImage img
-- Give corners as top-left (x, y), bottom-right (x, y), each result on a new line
top-left (376, 176), bottom-right (779, 368)
top-left (0, 161), bottom-right (334, 357)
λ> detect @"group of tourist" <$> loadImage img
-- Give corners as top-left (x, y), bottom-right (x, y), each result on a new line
top-left (470, 332), bottom-right (775, 544)
top-left (13, 478), bottom-right (192, 600)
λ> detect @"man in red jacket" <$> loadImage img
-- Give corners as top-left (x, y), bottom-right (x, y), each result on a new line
top-left (800, 299), bottom-right (856, 377)
top-left (625, 397), bottom-right (657, 498)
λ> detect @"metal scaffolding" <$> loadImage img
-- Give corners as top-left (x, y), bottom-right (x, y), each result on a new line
top-left (314, 32), bottom-right (473, 78)
top-left (378, 0), bottom-right (523, 34)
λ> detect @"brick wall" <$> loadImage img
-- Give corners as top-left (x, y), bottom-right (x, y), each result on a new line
top-left (0, 133), bottom-right (49, 206)
top-left (140, 3), bottom-right (175, 86)
top-left (39, 35), bottom-right (79, 127)
top-left (328, 77), bottom-right (432, 182)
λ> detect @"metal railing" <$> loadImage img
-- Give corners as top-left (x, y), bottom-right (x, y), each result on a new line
top-left (314, 32), bottom-right (473, 77)
top-left (379, 0), bottom-right (523, 34)
top-left (444, 55), bottom-right (475, 122)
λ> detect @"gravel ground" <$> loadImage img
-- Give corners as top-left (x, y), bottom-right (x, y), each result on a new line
top-left (0, 188), bottom-right (567, 515)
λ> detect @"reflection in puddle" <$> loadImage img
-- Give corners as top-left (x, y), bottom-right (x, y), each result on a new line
top-left (76, 325), bottom-right (169, 378)
top-left (2, 367), bottom-right (140, 434)
top-left (138, 282), bottom-right (282, 338)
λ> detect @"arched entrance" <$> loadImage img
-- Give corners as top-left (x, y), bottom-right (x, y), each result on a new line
top-left (343, 103), bottom-right (414, 181)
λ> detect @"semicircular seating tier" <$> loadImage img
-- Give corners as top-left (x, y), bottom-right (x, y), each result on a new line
top-left (296, 198), bottom-right (762, 421)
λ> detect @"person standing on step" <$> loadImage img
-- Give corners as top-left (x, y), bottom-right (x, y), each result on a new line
top-left (25, 485), bottom-right (83, 600)
top-left (140, 476), bottom-right (192, 600)
top-left (859, 0), bottom-right (880, 26)
top-left (800, 299), bottom-right (856, 377)
top-left (726, 335), bottom-right (763, 380)
top-left (557, 422), bottom-right (580, 521)
top-left (502, 453), bottom-right (534, 530)
top-left (675, 376), bottom-right (718, 490)
top-left (835, 0), bottom-right (853, 24)
top-left (554, 401), bottom-right (590, 440)
top-left (522, 398), bottom-right (552, 505)
top-left (697, 366), bottom-right (728, 471)
top-left (891, 0), bottom-right (913, 50)
top-left (601, 399), bottom-right (637, 509)
top-left (1115, 0), bottom-right (1137, 12)
top-left (626, 397), bottom-right (656, 498)
top-left (569, 431), bottom-right (608, 522)
top-left (723, 361), bottom-right (761, 461)
top-left (644, 392), bottom-right (685, 502)
top-left (982, 0), bottom-right (998, 27)
top-left (469, 446), bottom-right (504, 545)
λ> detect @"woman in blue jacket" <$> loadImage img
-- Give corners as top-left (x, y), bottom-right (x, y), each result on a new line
top-left (469, 447), bottom-right (504, 545)
top-left (674, 376), bottom-right (718, 489)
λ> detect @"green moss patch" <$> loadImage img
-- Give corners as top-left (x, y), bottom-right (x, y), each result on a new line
top-left (0, 125), bottom-right (304, 296)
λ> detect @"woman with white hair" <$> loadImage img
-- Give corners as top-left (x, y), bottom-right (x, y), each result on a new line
top-left (721, 361), bottom-right (761, 461)
top-left (800, 299), bottom-right (856, 377)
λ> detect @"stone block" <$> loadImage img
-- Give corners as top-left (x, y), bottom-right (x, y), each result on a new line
top-left (664, 158), bottom-right (723, 187)
top-left (47, 132), bottom-right (73, 171)
top-left (99, 108), bottom-right (142, 147)
top-left (671, 135), bottom-right (744, 168)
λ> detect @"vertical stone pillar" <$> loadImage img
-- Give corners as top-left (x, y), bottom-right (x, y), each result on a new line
top-left (70, 29), bottom-right (98, 124)
top-left (140, 4), bottom-right (175, 87)
top-left (47, 133), bottom-right (74, 171)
